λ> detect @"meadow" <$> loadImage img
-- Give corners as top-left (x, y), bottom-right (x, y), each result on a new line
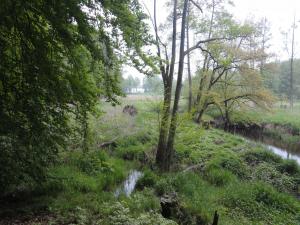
top-left (1, 96), bottom-right (299, 225)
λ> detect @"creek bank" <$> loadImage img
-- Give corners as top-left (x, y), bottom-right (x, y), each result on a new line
top-left (160, 192), bottom-right (218, 225)
top-left (211, 118), bottom-right (300, 153)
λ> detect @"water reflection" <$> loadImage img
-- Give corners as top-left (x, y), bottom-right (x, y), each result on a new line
top-left (267, 144), bottom-right (300, 165)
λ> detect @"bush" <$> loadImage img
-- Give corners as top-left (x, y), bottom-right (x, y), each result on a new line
top-left (253, 163), bottom-right (296, 192)
top-left (241, 148), bottom-right (282, 165)
top-left (277, 159), bottom-right (300, 175)
top-left (223, 181), bottom-right (300, 223)
top-left (155, 177), bottom-right (176, 196)
top-left (115, 132), bottom-right (155, 161)
top-left (117, 132), bottom-right (154, 148)
top-left (69, 151), bottom-right (112, 175)
top-left (124, 189), bottom-right (161, 214)
top-left (205, 151), bottom-right (248, 178)
top-left (99, 202), bottom-right (177, 225)
top-left (136, 170), bottom-right (158, 190)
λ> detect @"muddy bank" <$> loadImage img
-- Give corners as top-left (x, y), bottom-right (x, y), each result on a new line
top-left (211, 119), bottom-right (300, 161)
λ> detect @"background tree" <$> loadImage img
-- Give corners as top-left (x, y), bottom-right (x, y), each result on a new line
top-left (122, 75), bottom-right (141, 94)
top-left (143, 76), bottom-right (163, 94)
top-left (282, 15), bottom-right (299, 108)
top-left (212, 66), bottom-right (275, 130)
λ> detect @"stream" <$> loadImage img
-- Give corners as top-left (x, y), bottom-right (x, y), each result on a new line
top-left (266, 144), bottom-right (300, 164)
top-left (231, 130), bottom-right (300, 165)
top-left (114, 170), bottom-right (142, 197)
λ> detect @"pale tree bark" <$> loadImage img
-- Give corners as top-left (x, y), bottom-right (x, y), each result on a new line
top-left (289, 14), bottom-right (296, 109)
top-left (165, 0), bottom-right (189, 170)
top-left (186, 2), bottom-right (192, 112)
top-left (155, 0), bottom-right (178, 171)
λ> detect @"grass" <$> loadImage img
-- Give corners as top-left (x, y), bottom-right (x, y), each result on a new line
top-left (1, 95), bottom-right (300, 225)
top-left (213, 104), bottom-right (300, 133)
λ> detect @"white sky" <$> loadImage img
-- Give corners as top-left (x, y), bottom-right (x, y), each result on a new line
top-left (124, 0), bottom-right (300, 79)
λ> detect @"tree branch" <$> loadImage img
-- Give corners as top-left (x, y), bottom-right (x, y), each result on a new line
top-left (190, 0), bottom-right (203, 13)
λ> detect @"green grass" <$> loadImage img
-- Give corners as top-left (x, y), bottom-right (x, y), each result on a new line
top-left (213, 104), bottom-right (300, 133)
top-left (1, 96), bottom-right (300, 225)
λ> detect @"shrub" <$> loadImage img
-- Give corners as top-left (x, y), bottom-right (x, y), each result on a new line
top-left (115, 144), bottom-right (149, 161)
top-left (124, 189), bottom-right (161, 214)
top-left (277, 159), bottom-right (300, 175)
top-left (136, 170), bottom-right (158, 190)
top-left (70, 151), bottom-right (112, 176)
top-left (99, 202), bottom-right (177, 225)
top-left (241, 148), bottom-right (282, 165)
top-left (155, 177), bottom-right (176, 196)
top-left (253, 163), bottom-right (296, 192)
top-left (223, 181), bottom-right (300, 223)
top-left (205, 151), bottom-right (248, 178)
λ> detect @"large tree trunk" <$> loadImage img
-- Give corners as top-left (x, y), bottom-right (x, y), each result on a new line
top-left (156, 86), bottom-right (172, 170)
top-left (164, 0), bottom-right (189, 171)
top-left (195, 101), bottom-right (208, 124)
top-left (156, 0), bottom-right (178, 171)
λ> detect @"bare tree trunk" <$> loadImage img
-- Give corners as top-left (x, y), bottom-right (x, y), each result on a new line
top-left (224, 102), bottom-right (230, 131)
top-left (156, 0), bottom-right (178, 171)
top-left (289, 14), bottom-right (295, 109)
top-left (186, 4), bottom-right (192, 112)
top-left (156, 87), bottom-right (172, 168)
top-left (165, 0), bottom-right (189, 170)
top-left (195, 101), bottom-right (208, 123)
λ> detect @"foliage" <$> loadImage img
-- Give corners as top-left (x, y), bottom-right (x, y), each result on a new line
top-left (143, 76), bottom-right (163, 94)
top-left (121, 75), bottom-right (141, 94)
top-left (0, 0), bottom-right (154, 191)
top-left (136, 170), bottom-right (158, 190)
top-left (2, 97), bottom-right (300, 225)
top-left (99, 202), bottom-right (177, 225)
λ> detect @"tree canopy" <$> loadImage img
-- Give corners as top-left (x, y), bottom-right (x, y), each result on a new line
top-left (0, 0), bottom-right (154, 190)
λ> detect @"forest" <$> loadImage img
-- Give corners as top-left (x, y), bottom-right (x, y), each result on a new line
top-left (0, 0), bottom-right (299, 224)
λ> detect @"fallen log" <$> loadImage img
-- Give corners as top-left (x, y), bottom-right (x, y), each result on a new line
top-left (183, 163), bottom-right (204, 173)
top-left (99, 137), bottom-right (118, 148)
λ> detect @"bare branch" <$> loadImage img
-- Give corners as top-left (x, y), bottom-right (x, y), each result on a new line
top-left (184, 37), bottom-right (231, 55)
top-left (190, 0), bottom-right (203, 13)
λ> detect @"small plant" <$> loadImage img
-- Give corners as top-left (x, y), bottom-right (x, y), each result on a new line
top-left (277, 159), bottom-right (300, 175)
top-left (241, 148), bottom-right (282, 165)
top-left (136, 170), bottom-right (158, 190)
top-left (205, 168), bottom-right (237, 186)
top-left (205, 151), bottom-right (248, 178)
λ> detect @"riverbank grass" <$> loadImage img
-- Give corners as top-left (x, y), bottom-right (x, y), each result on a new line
top-left (1, 97), bottom-right (299, 225)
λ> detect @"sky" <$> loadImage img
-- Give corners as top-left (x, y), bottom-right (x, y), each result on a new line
top-left (124, 0), bottom-right (300, 79)
top-left (230, 0), bottom-right (300, 58)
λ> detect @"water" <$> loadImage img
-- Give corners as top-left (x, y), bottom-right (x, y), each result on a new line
top-left (228, 128), bottom-right (300, 165)
top-left (240, 135), bottom-right (300, 165)
top-left (114, 170), bottom-right (143, 197)
top-left (267, 144), bottom-right (300, 165)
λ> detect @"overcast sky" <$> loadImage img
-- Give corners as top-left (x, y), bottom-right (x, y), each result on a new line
top-left (125, 0), bottom-right (300, 78)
